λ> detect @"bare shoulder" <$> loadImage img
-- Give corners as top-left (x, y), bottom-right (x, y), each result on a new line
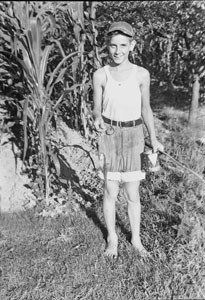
top-left (93, 67), bottom-right (106, 86)
top-left (135, 65), bottom-right (150, 84)
top-left (93, 67), bottom-right (105, 77)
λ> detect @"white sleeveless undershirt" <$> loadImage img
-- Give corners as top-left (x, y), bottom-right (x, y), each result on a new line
top-left (102, 65), bottom-right (142, 122)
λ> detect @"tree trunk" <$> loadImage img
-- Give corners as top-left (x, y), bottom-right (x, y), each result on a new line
top-left (188, 74), bottom-right (200, 127)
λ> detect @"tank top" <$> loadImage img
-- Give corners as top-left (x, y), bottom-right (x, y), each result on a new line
top-left (102, 65), bottom-right (142, 122)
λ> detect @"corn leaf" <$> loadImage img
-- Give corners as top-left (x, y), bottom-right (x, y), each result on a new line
top-left (22, 97), bottom-right (29, 161)
top-left (39, 44), bottom-right (54, 85)
top-left (46, 51), bottom-right (79, 95)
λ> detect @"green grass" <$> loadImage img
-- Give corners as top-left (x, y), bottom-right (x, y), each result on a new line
top-left (1, 107), bottom-right (205, 300)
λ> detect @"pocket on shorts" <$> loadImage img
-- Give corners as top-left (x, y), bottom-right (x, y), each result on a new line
top-left (123, 125), bottom-right (144, 150)
top-left (98, 125), bottom-right (116, 154)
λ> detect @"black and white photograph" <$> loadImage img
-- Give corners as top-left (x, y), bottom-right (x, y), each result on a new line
top-left (0, 1), bottom-right (205, 299)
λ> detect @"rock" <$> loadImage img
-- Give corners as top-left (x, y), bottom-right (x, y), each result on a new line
top-left (196, 137), bottom-right (205, 146)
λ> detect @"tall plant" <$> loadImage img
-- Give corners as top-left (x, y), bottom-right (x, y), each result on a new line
top-left (55, 1), bottom-right (106, 136)
top-left (0, 1), bottom-right (82, 203)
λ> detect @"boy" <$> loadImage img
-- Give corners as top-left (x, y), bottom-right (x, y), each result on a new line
top-left (92, 21), bottom-right (164, 258)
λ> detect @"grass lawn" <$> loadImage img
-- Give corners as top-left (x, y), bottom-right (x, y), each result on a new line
top-left (0, 90), bottom-right (205, 300)
top-left (0, 177), bottom-right (205, 300)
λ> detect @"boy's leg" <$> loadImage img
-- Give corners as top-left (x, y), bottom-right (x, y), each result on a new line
top-left (103, 179), bottom-right (120, 257)
top-left (123, 181), bottom-right (147, 252)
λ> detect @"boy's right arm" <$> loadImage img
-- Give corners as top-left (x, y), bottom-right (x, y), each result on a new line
top-left (92, 69), bottom-right (106, 132)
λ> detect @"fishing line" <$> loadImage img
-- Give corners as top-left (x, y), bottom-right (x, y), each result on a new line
top-left (145, 141), bottom-right (205, 183)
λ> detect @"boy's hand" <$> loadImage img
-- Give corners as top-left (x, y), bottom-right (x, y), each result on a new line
top-left (151, 139), bottom-right (164, 153)
top-left (94, 117), bottom-right (106, 132)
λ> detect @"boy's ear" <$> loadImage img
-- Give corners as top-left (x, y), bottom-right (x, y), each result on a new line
top-left (130, 40), bottom-right (136, 51)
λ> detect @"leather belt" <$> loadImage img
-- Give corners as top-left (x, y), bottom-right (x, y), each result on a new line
top-left (102, 116), bottom-right (142, 127)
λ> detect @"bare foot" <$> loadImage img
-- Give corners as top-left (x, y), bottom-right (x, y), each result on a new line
top-left (104, 238), bottom-right (118, 258)
top-left (131, 241), bottom-right (150, 257)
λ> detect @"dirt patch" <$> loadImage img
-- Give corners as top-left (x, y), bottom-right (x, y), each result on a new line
top-left (0, 120), bottom-right (99, 213)
top-left (0, 133), bottom-right (35, 212)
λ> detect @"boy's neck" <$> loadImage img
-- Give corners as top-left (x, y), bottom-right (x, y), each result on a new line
top-left (110, 61), bottom-right (133, 70)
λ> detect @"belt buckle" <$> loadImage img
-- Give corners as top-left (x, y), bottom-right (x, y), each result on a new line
top-left (118, 121), bottom-right (122, 128)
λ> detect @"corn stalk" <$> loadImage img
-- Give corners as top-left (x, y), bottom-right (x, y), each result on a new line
top-left (0, 2), bottom-right (82, 203)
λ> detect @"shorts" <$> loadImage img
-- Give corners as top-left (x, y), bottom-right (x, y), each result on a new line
top-left (97, 123), bottom-right (146, 182)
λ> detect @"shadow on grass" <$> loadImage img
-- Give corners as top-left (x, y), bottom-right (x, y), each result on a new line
top-left (58, 154), bottom-right (107, 241)
top-left (150, 85), bottom-right (190, 112)
top-left (58, 153), bottom-right (132, 244)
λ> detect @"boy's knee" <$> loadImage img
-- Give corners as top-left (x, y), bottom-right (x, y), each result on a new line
top-left (104, 182), bottom-right (119, 201)
top-left (104, 189), bottom-right (118, 201)
top-left (123, 188), bottom-right (140, 203)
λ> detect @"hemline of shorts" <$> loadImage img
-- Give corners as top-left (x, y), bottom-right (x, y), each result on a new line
top-left (98, 170), bottom-right (146, 182)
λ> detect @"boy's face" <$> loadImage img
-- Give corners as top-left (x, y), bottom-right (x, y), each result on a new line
top-left (108, 34), bottom-right (136, 65)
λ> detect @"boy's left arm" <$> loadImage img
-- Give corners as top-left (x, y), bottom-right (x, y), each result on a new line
top-left (140, 69), bottom-right (164, 153)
